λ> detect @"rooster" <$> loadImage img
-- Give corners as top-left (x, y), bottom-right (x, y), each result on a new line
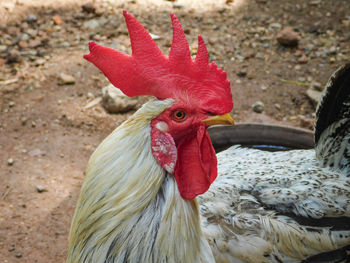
top-left (67, 11), bottom-right (350, 263)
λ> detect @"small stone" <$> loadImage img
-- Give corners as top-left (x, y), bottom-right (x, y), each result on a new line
top-left (15, 251), bottom-right (22, 258)
top-left (309, 0), bottom-right (321, 5)
top-left (3, 1), bottom-right (15, 11)
top-left (329, 57), bottom-right (336, 63)
top-left (255, 52), bottom-right (264, 60)
top-left (7, 26), bottom-right (20, 36)
top-left (244, 51), bottom-right (255, 59)
top-left (58, 73), bottom-right (75, 85)
top-left (32, 95), bottom-right (43, 102)
top-left (237, 69), bottom-right (247, 77)
top-left (274, 103), bottom-right (281, 110)
top-left (328, 46), bottom-right (337, 55)
top-left (306, 88), bottom-right (322, 106)
top-left (252, 101), bottom-right (264, 113)
top-left (94, 7), bottom-right (104, 16)
top-left (18, 40), bottom-right (29, 49)
top-left (21, 117), bottom-right (27, 125)
top-left (277, 27), bottom-right (300, 46)
top-left (84, 97), bottom-right (102, 109)
top-left (25, 14), bottom-right (37, 23)
top-left (298, 55), bottom-right (308, 64)
top-left (29, 149), bottom-right (46, 157)
top-left (247, 71), bottom-right (255, 79)
top-left (82, 3), bottom-right (96, 14)
top-left (9, 101), bottom-right (15, 107)
top-left (26, 28), bottom-right (38, 37)
top-left (31, 121), bottom-right (36, 128)
top-left (21, 22), bottom-right (29, 30)
top-left (83, 19), bottom-right (100, 29)
top-left (7, 158), bottom-right (14, 166)
top-left (102, 84), bottom-right (138, 113)
top-left (173, 3), bottom-right (184, 9)
top-left (28, 39), bottom-right (41, 48)
top-left (294, 50), bottom-right (303, 57)
top-left (270, 23), bottom-right (282, 29)
top-left (300, 117), bottom-right (314, 129)
top-left (35, 58), bottom-right (46, 66)
top-left (36, 185), bottom-right (48, 193)
top-left (236, 55), bottom-right (245, 62)
top-left (311, 81), bottom-right (323, 91)
top-left (342, 19), bottom-right (350, 27)
top-left (21, 33), bottom-right (30, 41)
top-left (52, 15), bottom-right (63, 25)
top-left (60, 41), bottom-right (70, 48)
top-left (36, 49), bottom-right (45, 57)
top-left (6, 49), bottom-right (22, 64)
top-left (0, 45), bottom-right (7, 53)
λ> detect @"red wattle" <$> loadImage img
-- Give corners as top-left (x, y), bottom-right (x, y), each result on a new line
top-left (174, 125), bottom-right (217, 200)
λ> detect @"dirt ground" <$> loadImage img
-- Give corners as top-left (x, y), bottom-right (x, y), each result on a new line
top-left (0, 0), bottom-right (349, 262)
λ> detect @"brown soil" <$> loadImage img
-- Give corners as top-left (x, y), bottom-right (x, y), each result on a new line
top-left (0, 0), bottom-right (349, 262)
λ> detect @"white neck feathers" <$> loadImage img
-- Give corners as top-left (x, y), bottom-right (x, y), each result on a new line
top-left (67, 99), bottom-right (209, 263)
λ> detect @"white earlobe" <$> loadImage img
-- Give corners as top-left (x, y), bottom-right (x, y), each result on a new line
top-left (155, 121), bottom-right (169, 132)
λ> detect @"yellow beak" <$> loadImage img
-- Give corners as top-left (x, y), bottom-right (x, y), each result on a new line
top-left (202, 113), bottom-right (235, 127)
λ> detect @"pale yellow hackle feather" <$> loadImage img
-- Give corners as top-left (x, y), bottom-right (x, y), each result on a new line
top-left (67, 98), bottom-right (215, 263)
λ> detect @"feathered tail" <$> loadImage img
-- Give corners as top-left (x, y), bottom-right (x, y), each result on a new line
top-left (315, 63), bottom-right (350, 174)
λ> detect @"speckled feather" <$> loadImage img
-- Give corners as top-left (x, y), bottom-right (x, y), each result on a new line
top-left (198, 147), bottom-right (350, 262)
top-left (198, 64), bottom-right (350, 262)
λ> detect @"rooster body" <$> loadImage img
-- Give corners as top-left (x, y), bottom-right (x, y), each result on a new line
top-left (67, 11), bottom-right (350, 263)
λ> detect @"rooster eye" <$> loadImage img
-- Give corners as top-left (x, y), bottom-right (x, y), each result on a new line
top-left (172, 110), bottom-right (186, 121)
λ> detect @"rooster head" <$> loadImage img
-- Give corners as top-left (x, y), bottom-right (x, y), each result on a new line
top-left (84, 11), bottom-right (233, 200)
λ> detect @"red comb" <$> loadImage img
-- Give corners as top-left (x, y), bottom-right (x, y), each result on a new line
top-left (84, 11), bottom-right (233, 114)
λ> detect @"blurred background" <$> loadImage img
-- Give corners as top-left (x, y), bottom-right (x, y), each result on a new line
top-left (0, 0), bottom-right (349, 262)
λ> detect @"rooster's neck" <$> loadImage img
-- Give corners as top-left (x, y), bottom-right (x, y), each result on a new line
top-left (67, 99), bottom-right (212, 263)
